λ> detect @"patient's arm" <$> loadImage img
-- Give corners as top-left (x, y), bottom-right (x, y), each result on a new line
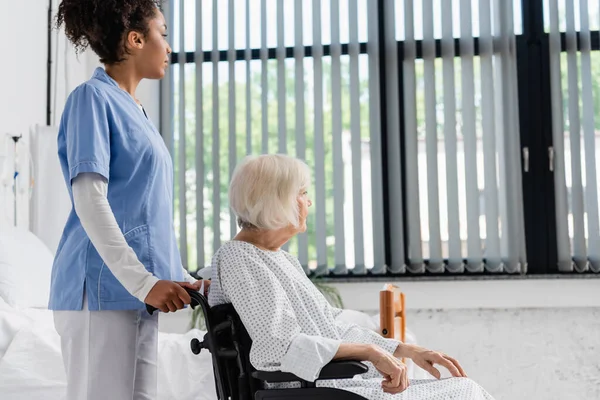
top-left (333, 343), bottom-right (410, 393)
top-left (332, 309), bottom-right (466, 379)
top-left (331, 308), bottom-right (402, 355)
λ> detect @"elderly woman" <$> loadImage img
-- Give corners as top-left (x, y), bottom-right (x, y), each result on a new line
top-left (208, 154), bottom-right (495, 400)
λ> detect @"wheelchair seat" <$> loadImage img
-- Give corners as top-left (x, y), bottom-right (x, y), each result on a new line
top-left (178, 288), bottom-right (370, 400)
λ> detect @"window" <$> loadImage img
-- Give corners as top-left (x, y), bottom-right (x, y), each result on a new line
top-left (162, 0), bottom-right (385, 275)
top-left (163, 0), bottom-right (600, 276)
top-left (545, 0), bottom-right (600, 272)
top-left (384, 0), bottom-right (526, 273)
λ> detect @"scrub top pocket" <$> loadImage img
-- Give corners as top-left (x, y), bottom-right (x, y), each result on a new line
top-left (98, 225), bottom-right (153, 304)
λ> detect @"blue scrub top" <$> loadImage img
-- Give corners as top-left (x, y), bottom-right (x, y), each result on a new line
top-left (49, 67), bottom-right (184, 311)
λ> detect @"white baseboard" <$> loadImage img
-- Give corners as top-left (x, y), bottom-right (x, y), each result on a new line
top-left (331, 278), bottom-right (600, 312)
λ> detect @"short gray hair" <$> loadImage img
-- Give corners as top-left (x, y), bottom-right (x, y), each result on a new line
top-left (228, 154), bottom-right (311, 230)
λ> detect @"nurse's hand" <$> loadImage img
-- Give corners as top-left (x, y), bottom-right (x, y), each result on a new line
top-left (145, 280), bottom-right (192, 313)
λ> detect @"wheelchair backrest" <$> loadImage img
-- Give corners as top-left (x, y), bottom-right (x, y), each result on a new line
top-left (202, 301), bottom-right (260, 400)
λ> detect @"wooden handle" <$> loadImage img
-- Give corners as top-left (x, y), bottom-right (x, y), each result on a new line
top-left (400, 292), bottom-right (406, 343)
top-left (379, 290), bottom-right (395, 338)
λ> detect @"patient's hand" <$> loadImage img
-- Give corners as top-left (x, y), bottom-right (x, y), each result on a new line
top-left (399, 344), bottom-right (467, 379)
top-left (369, 346), bottom-right (409, 394)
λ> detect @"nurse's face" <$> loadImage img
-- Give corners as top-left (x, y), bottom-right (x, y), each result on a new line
top-left (134, 9), bottom-right (172, 79)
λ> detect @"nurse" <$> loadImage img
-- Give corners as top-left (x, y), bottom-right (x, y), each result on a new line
top-left (49, 1), bottom-right (206, 399)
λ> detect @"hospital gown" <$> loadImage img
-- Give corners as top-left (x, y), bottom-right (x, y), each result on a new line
top-left (208, 241), bottom-right (495, 400)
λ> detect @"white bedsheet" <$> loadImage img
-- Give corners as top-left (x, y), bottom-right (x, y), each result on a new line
top-left (0, 298), bottom-right (217, 400)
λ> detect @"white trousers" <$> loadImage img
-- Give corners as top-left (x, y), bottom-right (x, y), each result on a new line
top-left (53, 292), bottom-right (159, 400)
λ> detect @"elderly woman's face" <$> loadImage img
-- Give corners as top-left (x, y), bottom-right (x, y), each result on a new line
top-left (297, 190), bottom-right (312, 232)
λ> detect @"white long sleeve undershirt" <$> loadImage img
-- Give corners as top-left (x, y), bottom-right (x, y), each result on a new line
top-left (72, 172), bottom-right (197, 303)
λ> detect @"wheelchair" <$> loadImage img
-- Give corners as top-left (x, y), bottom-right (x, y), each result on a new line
top-left (148, 287), bottom-right (370, 400)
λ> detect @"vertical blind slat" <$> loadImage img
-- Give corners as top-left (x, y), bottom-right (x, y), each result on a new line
top-left (228, 0), bottom-right (237, 239)
top-left (548, 0), bottom-right (571, 271)
top-left (579, 0), bottom-right (600, 272)
top-left (368, 0), bottom-right (386, 274)
top-left (496, 0), bottom-right (524, 272)
top-left (565, 0), bottom-right (587, 271)
top-left (512, 0), bottom-right (527, 271)
top-left (349, 0), bottom-right (365, 273)
top-left (441, 0), bottom-right (462, 271)
top-left (195, 0), bottom-right (205, 268)
top-left (381, 0), bottom-right (405, 273)
top-left (460, 0), bottom-right (483, 271)
top-left (162, 0), bottom-right (176, 269)
top-left (313, 0), bottom-right (328, 274)
top-left (479, 0), bottom-right (502, 270)
top-left (423, 0), bottom-right (443, 271)
top-left (161, 2), bottom-right (174, 158)
top-left (295, 0), bottom-right (309, 272)
top-left (277, 0), bottom-right (287, 154)
top-left (277, 0), bottom-right (289, 253)
top-left (493, 0), bottom-right (511, 269)
top-left (261, 0), bottom-right (269, 154)
top-left (245, 0), bottom-right (252, 155)
top-left (212, 0), bottom-right (221, 253)
top-left (178, 0), bottom-right (188, 268)
top-left (403, 0), bottom-right (424, 273)
top-left (330, 0), bottom-right (347, 274)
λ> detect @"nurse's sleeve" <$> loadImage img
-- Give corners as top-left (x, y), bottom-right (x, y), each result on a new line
top-left (72, 173), bottom-right (159, 303)
top-left (64, 84), bottom-right (111, 182)
top-left (219, 250), bottom-right (341, 382)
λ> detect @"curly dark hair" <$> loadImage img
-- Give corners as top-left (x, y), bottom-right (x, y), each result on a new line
top-left (56, 0), bottom-right (162, 64)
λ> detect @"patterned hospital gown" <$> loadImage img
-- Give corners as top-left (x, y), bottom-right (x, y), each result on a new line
top-left (208, 241), bottom-right (496, 400)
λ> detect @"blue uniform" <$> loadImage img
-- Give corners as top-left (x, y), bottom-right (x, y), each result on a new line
top-left (49, 67), bottom-right (184, 311)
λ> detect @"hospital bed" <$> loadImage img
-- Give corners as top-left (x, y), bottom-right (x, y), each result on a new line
top-left (0, 226), bottom-right (218, 400)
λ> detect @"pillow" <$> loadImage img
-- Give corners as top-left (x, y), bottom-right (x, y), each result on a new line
top-left (196, 266), bottom-right (212, 280)
top-left (335, 309), bottom-right (379, 332)
top-left (0, 227), bottom-right (53, 309)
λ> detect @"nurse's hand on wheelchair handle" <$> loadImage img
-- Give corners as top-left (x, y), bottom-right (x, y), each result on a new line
top-left (144, 280), bottom-right (192, 313)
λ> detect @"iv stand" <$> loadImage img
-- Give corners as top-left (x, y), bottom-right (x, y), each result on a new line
top-left (11, 134), bottom-right (22, 227)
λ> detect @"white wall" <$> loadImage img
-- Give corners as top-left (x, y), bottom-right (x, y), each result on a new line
top-left (159, 278), bottom-right (600, 334)
top-left (332, 278), bottom-right (600, 313)
top-left (0, 0), bottom-right (159, 234)
top-left (0, 0), bottom-right (47, 228)
top-left (0, 1), bottom-right (47, 139)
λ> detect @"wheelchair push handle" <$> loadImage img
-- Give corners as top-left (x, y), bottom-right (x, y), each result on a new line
top-left (145, 286), bottom-right (204, 315)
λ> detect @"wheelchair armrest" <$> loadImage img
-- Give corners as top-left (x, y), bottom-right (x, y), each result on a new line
top-left (251, 360), bottom-right (369, 383)
top-left (318, 360), bottom-right (369, 380)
